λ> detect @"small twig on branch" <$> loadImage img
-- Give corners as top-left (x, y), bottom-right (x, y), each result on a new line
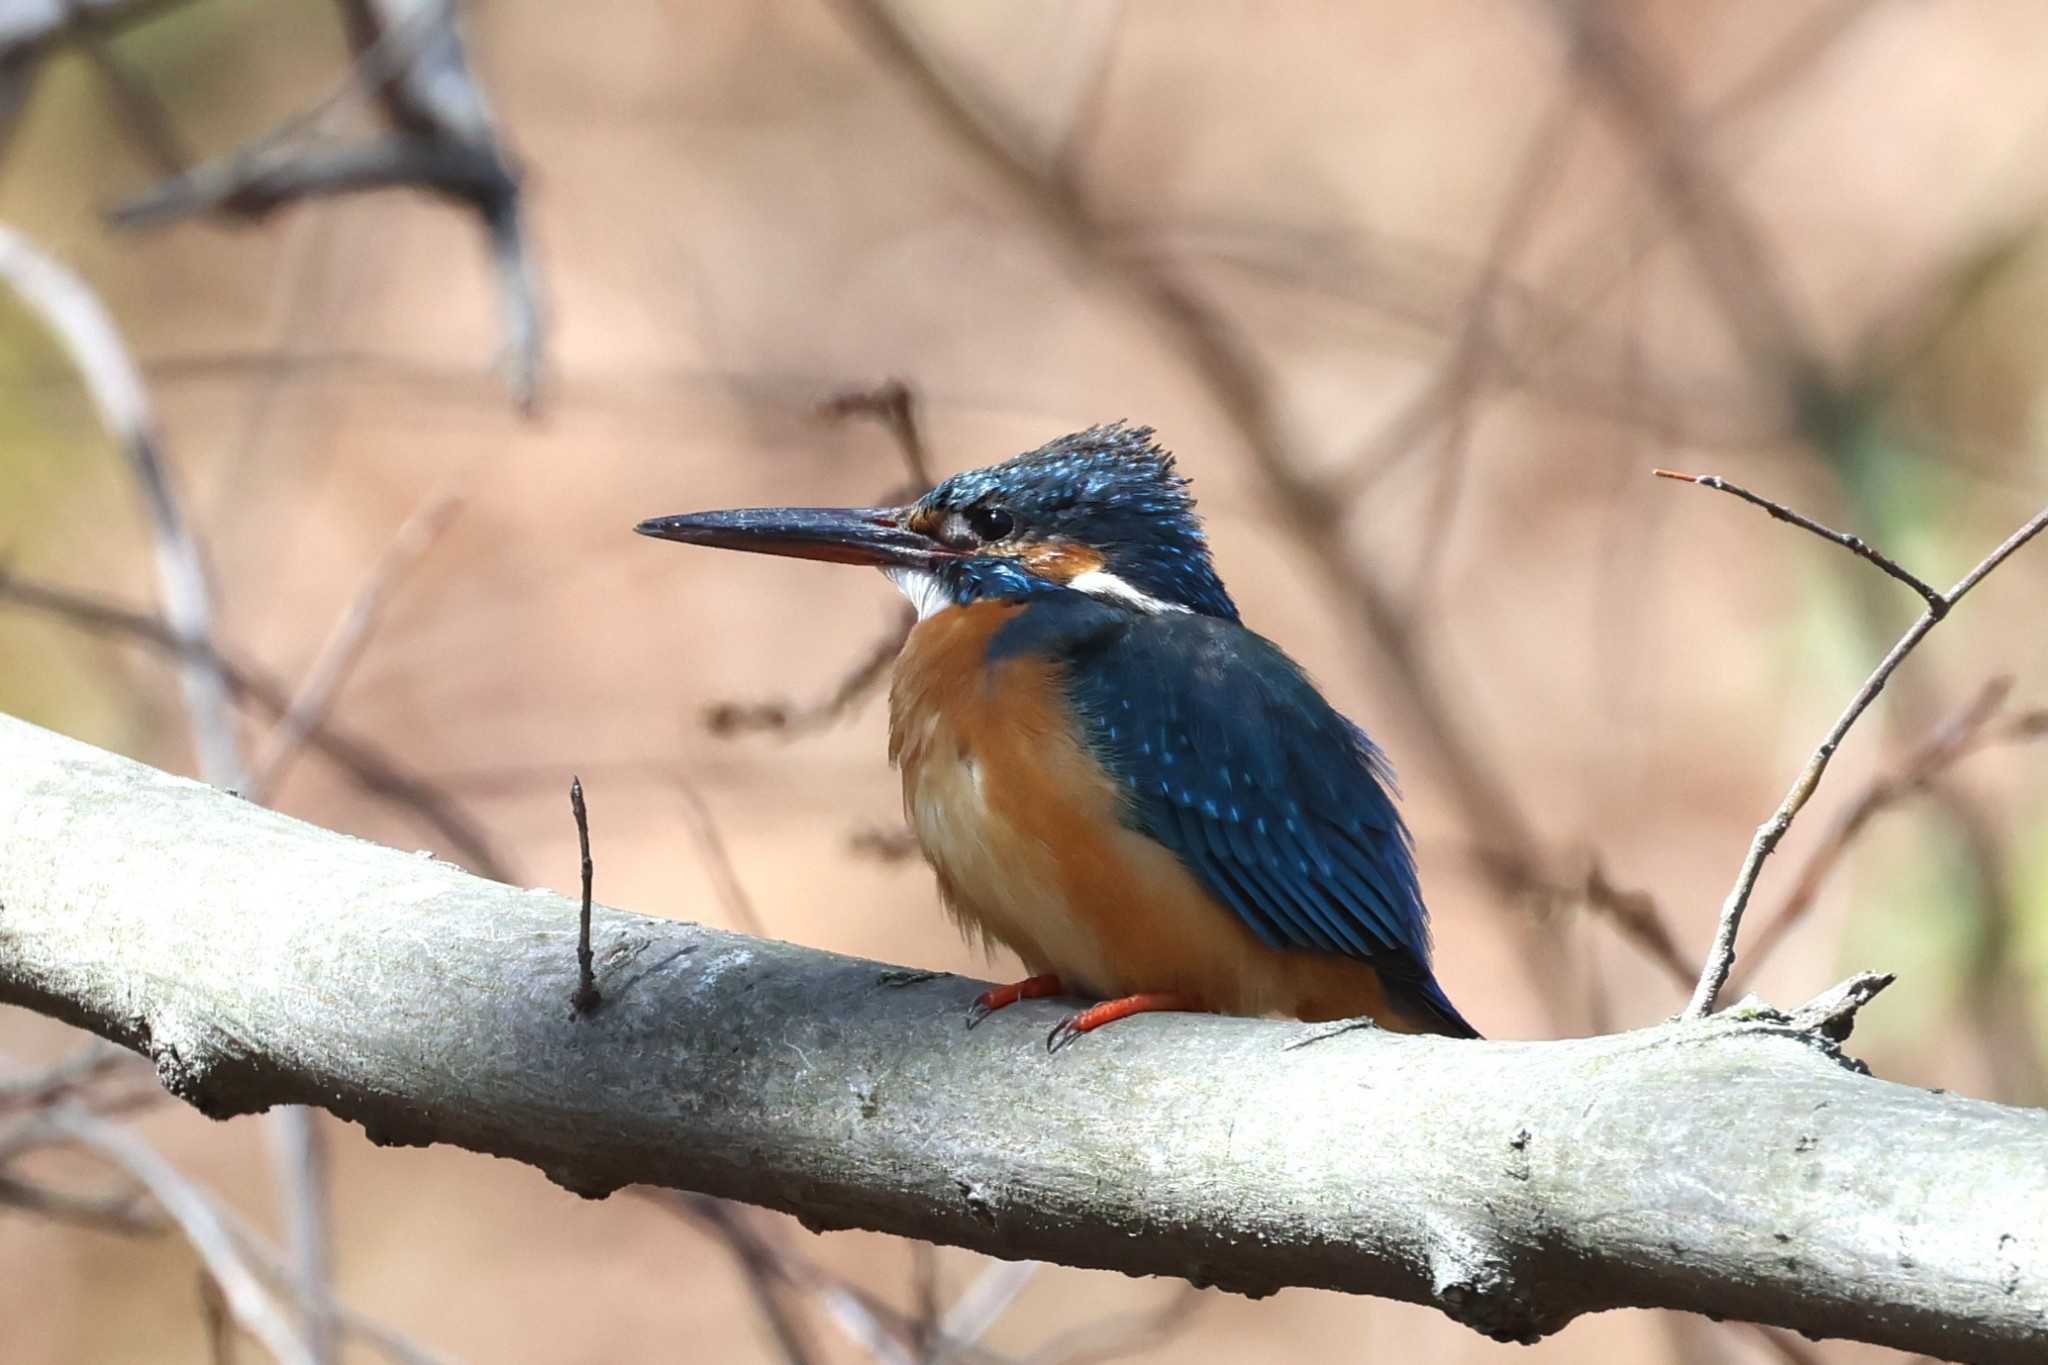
top-left (570, 777), bottom-right (599, 1016)
top-left (1667, 469), bottom-right (2048, 1018)
top-left (1652, 470), bottom-right (1945, 612)
top-left (1727, 678), bottom-right (2046, 995)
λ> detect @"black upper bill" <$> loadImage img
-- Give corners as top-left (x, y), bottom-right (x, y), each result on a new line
top-left (633, 505), bottom-right (948, 569)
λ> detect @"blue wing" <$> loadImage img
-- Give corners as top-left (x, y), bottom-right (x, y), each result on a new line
top-left (992, 595), bottom-right (1474, 1036)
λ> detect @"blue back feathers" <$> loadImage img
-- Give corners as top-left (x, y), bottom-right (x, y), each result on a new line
top-left (990, 596), bottom-right (1477, 1039)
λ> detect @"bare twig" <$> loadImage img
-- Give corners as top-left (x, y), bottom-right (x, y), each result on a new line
top-left (0, 572), bottom-right (513, 879)
top-left (1727, 678), bottom-right (2047, 995)
top-left (1652, 470), bottom-right (1945, 612)
top-left (249, 490), bottom-right (462, 802)
top-left (1674, 486), bottom-right (2048, 1017)
top-left (570, 776), bottom-right (599, 1015)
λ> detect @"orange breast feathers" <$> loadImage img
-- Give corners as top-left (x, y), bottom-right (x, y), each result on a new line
top-left (886, 602), bottom-right (1423, 1029)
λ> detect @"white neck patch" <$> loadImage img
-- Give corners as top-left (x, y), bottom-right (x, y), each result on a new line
top-left (1068, 568), bottom-right (1191, 614)
top-left (883, 566), bottom-right (955, 621)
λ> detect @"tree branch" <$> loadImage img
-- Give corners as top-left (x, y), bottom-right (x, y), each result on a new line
top-left (1662, 471), bottom-right (2048, 1017)
top-left (2, 715), bottom-right (2044, 1360)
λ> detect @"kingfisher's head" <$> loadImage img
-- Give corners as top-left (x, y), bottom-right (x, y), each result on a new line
top-left (637, 423), bottom-right (1238, 621)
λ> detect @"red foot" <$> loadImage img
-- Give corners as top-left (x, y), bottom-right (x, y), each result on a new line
top-left (966, 973), bottom-right (1064, 1028)
top-left (1047, 992), bottom-right (1200, 1054)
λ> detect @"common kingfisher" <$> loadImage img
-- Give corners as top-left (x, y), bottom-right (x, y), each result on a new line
top-left (637, 423), bottom-right (1478, 1047)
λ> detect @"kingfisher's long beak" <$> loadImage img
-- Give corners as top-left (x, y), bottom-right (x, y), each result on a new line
top-left (634, 505), bottom-right (950, 569)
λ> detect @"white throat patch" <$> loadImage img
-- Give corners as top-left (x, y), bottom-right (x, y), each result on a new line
top-left (883, 566), bottom-right (954, 621)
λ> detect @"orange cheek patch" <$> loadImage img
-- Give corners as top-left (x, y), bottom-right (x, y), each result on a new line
top-left (1018, 540), bottom-right (1104, 583)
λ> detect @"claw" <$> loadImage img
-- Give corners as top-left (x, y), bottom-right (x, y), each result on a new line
top-left (965, 973), bottom-right (1063, 1029)
top-left (1042, 992), bottom-right (1200, 1054)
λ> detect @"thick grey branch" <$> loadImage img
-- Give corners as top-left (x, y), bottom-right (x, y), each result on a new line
top-left (1, 714), bottom-right (2044, 1359)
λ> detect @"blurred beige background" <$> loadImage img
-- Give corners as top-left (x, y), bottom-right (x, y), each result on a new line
top-left (3, 1), bottom-right (2046, 1361)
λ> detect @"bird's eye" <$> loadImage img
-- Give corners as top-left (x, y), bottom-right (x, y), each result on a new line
top-left (965, 506), bottom-right (1016, 542)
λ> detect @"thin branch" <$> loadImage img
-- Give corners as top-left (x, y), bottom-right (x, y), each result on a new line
top-left (1652, 470), bottom-right (1945, 612)
top-left (1676, 491), bottom-right (2048, 1018)
top-left (248, 490), bottom-right (462, 802)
